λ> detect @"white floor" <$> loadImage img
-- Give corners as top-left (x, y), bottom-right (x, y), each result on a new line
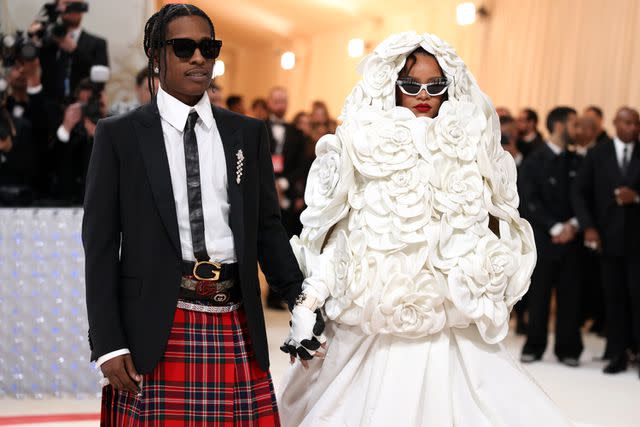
top-left (1, 308), bottom-right (638, 427)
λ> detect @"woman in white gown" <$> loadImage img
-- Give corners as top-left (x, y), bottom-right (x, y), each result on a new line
top-left (278, 32), bottom-right (574, 427)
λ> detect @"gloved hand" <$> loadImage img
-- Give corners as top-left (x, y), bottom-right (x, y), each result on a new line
top-left (280, 305), bottom-right (327, 368)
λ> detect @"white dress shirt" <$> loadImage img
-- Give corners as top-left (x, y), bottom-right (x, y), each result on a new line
top-left (97, 87), bottom-right (236, 367)
top-left (613, 137), bottom-right (635, 170)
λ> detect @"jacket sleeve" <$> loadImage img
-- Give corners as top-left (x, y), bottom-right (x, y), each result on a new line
top-left (572, 149), bottom-right (596, 230)
top-left (256, 122), bottom-right (304, 308)
top-left (82, 119), bottom-right (126, 361)
top-left (518, 154), bottom-right (558, 231)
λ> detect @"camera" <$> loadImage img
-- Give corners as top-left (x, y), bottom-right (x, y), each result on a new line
top-left (1, 30), bottom-right (39, 68)
top-left (81, 65), bottom-right (110, 125)
top-left (30, 2), bottom-right (90, 45)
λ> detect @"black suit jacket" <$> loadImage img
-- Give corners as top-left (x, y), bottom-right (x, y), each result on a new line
top-left (573, 140), bottom-right (640, 256)
top-left (265, 120), bottom-right (307, 201)
top-left (517, 131), bottom-right (545, 158)
top-left (82, 101), bottom-right (303, 373)
top-left (40, 30), bottom-right (109, 102)
top-left (519, 144), bottom-right (580, 258)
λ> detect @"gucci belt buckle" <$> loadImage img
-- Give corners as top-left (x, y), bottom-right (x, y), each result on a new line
top-left (193, 260), bottom-right (222, 282)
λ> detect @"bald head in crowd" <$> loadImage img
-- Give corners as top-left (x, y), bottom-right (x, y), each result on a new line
top-left (267, 87), bottom-right (288, 120)
top-left (613, 107), bottom-right (640, 143)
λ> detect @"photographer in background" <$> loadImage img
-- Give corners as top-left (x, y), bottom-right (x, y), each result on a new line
top-left (31, 0), bottom-right (108, 105)
top-left (108, 67), bottom-right (158, 116)
top-left (51, 65), bottom-right (108, 204)
top-left (0, 78), bottom-right (36, 206)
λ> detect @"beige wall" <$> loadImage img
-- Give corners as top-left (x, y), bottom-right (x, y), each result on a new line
top-left (210, 0), bottom-right (640, 133)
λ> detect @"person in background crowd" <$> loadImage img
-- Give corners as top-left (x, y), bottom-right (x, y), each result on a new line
top-left (109, 67), bottom-right (158, 116)
top-left (572, 114), bottom-right (607, 340)
top-left (225, 94), bottom-right (245, 115)
top-left (206, 81), bottom-right (224, 107)
top-left (516, 108), bottom-right (545, 157)
top-left (500, 115), bottom-right (524, 167)
top-left (520, 107), bottom-right (583, 368)
top-left (310, 100), bottom-right (337, 133)
top-left (584, 106), bottom-right (612, 145)
top-left (265, 86), bottom-right (307, 310)
top-left (496, 106), bottom-right (512, 119)
top-left (250, 98), bottom-right (269, 121)
top-left (574, 107), bottom-right (640, 378)
top-left (51, 78), bottom-right (107, 204)
top-left (4, 57), bottom-right (52, 198)
top-left (33, 0), bottom-right (109, 105)
top-left (293, 111), bottom-right (312, 139)
top-left (0, 96), bottom-right (36, 206)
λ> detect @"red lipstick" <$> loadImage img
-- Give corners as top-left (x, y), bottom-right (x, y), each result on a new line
top-left (414, 103), bottom-right (432, 113)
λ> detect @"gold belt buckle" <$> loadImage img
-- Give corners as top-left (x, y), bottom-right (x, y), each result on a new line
top-left (193, 260), bottom-right (222, 282)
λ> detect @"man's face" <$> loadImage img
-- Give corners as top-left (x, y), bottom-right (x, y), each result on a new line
top-left (267, 89), bottom-right (288, 119)
top-left (516, 110), bottom-right (533, 135)
top-left (7, 65), bottom-right (27, 91)
top-left (58, 0), bottom-right (85, 28)
top-left (614, 109), bottom-right (640, 143)
top-left (575, 116), bottom-right (597, 146)
top-left (158, 16), bottom-right (215, 106)
top-left (583, 109), bottom-right (603, 132)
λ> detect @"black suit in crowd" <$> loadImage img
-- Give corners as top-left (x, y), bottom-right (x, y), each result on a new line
top-left (82, 101), bottom-right (303, 373)
top-left (39, 30), bottom-right (109, 104)
top-left (0, 117), bottom-right (36, 205)
top-left (573, 140), bottom-right (640, 359)
top-left (51, 123), bottom-right (93, 204)
top-left (517, 130), bottom-right (545, 158)
top-left (265, 120), bottom-right (307, 237)
top-left (519, 144), bottom-right (583, 359)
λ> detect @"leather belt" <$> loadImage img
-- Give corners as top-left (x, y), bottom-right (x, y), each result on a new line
top-left (181, 260), bottom-right (239, 282)
top-left (178, 276), bottom-right (242, 306)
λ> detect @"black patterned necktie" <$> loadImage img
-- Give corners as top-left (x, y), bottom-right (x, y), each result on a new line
top-left (621, 145), bottom-right (630, 175)
top-left (183, 111), bottom-right (209, 261)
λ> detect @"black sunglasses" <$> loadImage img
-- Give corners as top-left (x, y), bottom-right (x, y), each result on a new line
top-left (161, 38), bottom-right (222, 60)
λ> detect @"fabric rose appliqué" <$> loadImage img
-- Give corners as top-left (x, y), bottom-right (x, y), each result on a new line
top-left (447, 234), bottom-right (519, 343)
top-left (426, 100), bottom-right (486, 162)
top-left (365, 270), bottom-right (446, 338)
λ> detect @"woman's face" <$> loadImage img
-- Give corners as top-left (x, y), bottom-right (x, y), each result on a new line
top-left (397, 54), bottom-right (446, 119)
top-left (158, 15), bottom-right (215, 106)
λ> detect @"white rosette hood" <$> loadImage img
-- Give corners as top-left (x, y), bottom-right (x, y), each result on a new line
top-left (290, 31), bottom-right (536, 345)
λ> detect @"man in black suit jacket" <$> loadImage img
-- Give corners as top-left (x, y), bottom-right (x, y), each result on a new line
top-left (265, 86), bottom-right (308, 237)
top-left (36, 0), bottom-right (108, 104)
top-left (516, 108), bottom-right (545, 158)
top-left (84, 5), bottom-right (322, 422)
top-left (584, 105), bottom-right (612, 146)
top-left (519, 107), bottom-right (583, 366)
top-left (573, 107), bottom-right (640, 377)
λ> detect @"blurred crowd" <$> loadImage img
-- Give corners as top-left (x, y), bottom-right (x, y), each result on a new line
top-left (1, 0), bottom-right (639, 378)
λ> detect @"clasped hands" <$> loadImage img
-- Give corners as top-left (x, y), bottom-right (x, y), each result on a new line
top-left (280, 304), bottom-right (327, 369)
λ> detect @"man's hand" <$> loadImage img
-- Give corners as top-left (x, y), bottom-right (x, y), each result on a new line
top-left (84, 118), bottom-right (97, 138)
top-left (584, 227), bottom-right (601, 252)
top-left (62, 103), bottom-right (83, 133)
top-left (100, 354), bottom-right (142, 393)
top-left (615, 187), bottom-right (639, 206)
top-left (552, 223), bottom-right (576, 245)
top-left (57, 33), bottom-right (78, 53)
top-left (0, 136), bottom-right (13, 153)
top-left (280, 307), bottom-right (327, 369)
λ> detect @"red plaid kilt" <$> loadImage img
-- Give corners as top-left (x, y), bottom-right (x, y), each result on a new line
top-left (100, 306), bottom-right (280, 426)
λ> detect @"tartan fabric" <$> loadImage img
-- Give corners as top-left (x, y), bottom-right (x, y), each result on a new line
top-left (101, 307), bottom-right (280, 426)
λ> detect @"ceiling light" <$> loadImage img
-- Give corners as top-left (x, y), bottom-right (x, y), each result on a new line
top-left (456, 2), bottom-right (476, 26)
top-left (281, 51), bottom-right (296, 70)
top-left (213, 60), bottom-right (225, 77)
top-left (348, 38), bottom-right (365, 58)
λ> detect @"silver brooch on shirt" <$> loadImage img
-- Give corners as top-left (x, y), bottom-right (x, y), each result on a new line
top-left (236, 149), bottom-right (244, 184)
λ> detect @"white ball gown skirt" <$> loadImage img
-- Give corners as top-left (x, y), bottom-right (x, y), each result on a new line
top-left (278, 320), bottom-right (575, 427)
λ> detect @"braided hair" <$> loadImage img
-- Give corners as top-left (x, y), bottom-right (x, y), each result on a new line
top-left (143, 3), bottom-right (216, 99)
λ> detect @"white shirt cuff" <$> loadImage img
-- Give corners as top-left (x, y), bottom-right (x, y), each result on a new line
top-left (96, 348), bottom-right (130, 367)
top-left (549, 223), bottom-right (564, 237)
top-left (27, 84), bottom-right (43, 95)
top-left (569, 217), bottom-right (580, 229)
top-left (56, 125), bottom-right (71, 143)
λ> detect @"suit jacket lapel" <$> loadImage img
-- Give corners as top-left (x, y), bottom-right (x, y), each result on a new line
top-left (133, 101), bottom-right (181, 255)
top-left (213, 106), bottom-right (245, 263)
top-left (625, 143), bottom-right (640, 184)
top-left (605, 141), bottom-right (624, 185)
